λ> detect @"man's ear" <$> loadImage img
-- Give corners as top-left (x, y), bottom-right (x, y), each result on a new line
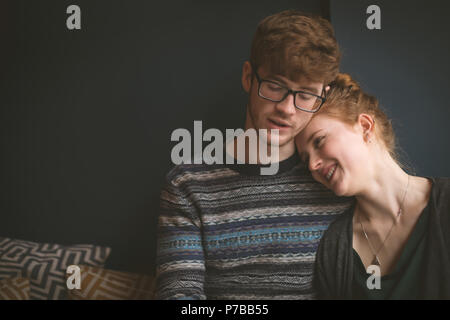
top-left (242, 61), bottom-right (253, 93)
top-left (357, 113), bottom-right (375, 141)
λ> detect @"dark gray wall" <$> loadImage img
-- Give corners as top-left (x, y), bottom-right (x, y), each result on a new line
top-left (1, 1), bottom-right (325, 274)
top-left (330, 0), bottom-right (450, 177)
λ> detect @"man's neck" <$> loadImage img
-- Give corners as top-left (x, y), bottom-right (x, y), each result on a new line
top-left (277, 141), bottom-right (295, 162)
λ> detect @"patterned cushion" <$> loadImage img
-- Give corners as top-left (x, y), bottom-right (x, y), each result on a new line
top-left (0, 277), bottom-right (30, 300)
top-left (67, 265), bottom-right (155, 300)
top-left (0, 237), bottom-right (111, 300)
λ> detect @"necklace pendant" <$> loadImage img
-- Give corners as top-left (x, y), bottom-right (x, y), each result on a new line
top-left (372, 255), bottom-right (381, 266)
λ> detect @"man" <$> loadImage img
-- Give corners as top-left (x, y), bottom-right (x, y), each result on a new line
top-left (155, 10), bottom-right (351, 299)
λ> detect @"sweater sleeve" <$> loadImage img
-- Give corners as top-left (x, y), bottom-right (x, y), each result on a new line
top-left (313, 233), bottom-right (334, 300)
top-left (154, 167), bottom-right (206, 300)
top-left (313, 206), bottom-right (354, 300)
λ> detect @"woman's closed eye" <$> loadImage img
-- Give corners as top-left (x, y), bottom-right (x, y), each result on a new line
top-left (313, 135), bottom-right (326, 149)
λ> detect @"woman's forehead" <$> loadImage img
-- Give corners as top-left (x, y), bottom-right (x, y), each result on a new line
top-left (297, 115), bottom-right (339, 147)
top-left (304, 114), bottom-right (330, 132)
top-left (308, 114), bottom-right (345, 130)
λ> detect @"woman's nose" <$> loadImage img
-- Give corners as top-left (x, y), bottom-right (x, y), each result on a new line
top-left (309, 155), bottom-right (322, 172)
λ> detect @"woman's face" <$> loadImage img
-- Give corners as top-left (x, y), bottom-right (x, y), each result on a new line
top-left (295, 114), bottom-right (372, 197)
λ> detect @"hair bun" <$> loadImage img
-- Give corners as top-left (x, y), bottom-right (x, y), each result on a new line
top-left (320, 73), bottom-right (397, 164)
top-left (330, 73), bottom-right (360, 92)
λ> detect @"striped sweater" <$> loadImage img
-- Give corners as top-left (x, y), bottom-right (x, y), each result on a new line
top-left (155, 153), bottom-right (352, 300)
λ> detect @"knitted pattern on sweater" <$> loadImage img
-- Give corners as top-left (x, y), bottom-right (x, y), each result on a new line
top-left (155, 154), bottom-right (352, 299)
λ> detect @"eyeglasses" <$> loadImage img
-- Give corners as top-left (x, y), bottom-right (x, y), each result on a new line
top-left (252, 66), bottom-right (327, 113)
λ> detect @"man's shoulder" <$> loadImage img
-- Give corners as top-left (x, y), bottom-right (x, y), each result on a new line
top-left (164, 163), bottom-right (238, 187)
top-left (163, 162), bottom-right (352, 202)
top-left (164, 162), bottom-right (314, 185)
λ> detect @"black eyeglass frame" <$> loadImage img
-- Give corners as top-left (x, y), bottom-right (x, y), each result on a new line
top-left (252, 65), bottom-right (327, 113)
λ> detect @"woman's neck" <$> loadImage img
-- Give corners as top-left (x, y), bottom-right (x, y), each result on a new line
top-left (354, 154), bottom-right (411, 224)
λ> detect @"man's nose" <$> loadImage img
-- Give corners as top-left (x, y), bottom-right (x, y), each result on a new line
top-left (275, 92), bottom-right (296, 116)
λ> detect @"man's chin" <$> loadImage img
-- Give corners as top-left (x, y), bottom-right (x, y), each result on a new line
top-left (263, 129), bottom-right (292, 145)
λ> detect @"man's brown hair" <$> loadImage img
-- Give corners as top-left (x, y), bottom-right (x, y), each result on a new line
top-left (250, 10), bottom-right (340, 85)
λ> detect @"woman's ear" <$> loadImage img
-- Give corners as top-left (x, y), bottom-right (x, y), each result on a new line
top-left (358, 113), bottom-right (375, 142)
top-left (242, 61), bottom-right (253, 93)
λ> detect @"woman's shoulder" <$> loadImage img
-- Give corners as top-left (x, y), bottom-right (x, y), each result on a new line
top-left (431, 177), bottom-right (450, 192)
top-left (429, 177), bottom-right (450, 216)
top-left (428, 177), bottom-right (450, 202)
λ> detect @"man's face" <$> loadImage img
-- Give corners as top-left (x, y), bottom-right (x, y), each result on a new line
top-left (242, 61), bottom-right (326, 149)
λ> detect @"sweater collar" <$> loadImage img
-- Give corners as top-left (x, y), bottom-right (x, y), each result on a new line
top-left (226, 152), bottom-right (301, 176)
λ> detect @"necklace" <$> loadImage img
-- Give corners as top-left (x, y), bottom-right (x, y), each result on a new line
top-left (357, 175), bottom-right (410, 267)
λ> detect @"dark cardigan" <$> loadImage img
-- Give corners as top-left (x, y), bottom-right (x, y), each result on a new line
top-left (314, 177), bottom-right (450, 299)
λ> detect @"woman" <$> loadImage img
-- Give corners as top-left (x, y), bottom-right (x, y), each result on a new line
top-left (295, 73), bottom-right (450, 299)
